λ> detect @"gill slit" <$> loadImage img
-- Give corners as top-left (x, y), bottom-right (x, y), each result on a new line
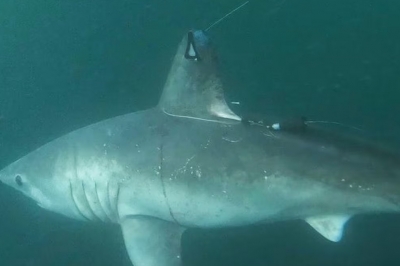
top-left (106, 181), bottom-right (113, 218)
top-left (107, 180), bottom-right (121, 222)
top-left (94, 182), bottom-right (112, 222)
top-left (115, 183), bottom-right (121, 221)
top-left (71, 146), bottom-right (94, 221)
top-left (159, 143), bottom-right (179, 225)
top-left (72, 145), bottom-right (101, 221)
top-left (69, 179), bottom-right (89, 221)
top-left (81, 180), bottom-right (102, 221)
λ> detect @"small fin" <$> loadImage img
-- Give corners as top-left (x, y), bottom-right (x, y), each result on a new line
top-left (305, 215), bottom-right (351, 242)
top-left (120, 216), bottom-right (185, 266)
top-left (158, 30), bottom-right (241, 123)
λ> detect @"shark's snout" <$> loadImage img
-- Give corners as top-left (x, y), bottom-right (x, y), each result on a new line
top-left (0, 162), bottom-right (18, 188)
top-left (0, 169), bottom-right (5, 187)
top-left (0, 160), bottom-right (35, 200)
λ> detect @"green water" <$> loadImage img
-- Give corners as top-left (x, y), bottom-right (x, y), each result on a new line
top-left (0, 0), bottom-right (399, 265)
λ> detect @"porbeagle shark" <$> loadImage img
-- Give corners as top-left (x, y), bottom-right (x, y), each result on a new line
top-left (1, 29), bottom-right (400, 266)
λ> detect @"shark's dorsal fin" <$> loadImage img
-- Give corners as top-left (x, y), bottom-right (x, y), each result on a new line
top-left (158, 30), bottom-right (241, 123)
top-left (305, 215), bottom-right (351, 242)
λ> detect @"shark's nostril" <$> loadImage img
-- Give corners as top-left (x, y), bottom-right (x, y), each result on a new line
top-left (15, 175), bottom-right (23, 187)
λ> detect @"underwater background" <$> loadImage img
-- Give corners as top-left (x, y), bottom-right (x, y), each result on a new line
top-left (0, 0), bottom-right (399, 265)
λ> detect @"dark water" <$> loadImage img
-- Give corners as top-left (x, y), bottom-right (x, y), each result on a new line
top-left (0, 0), bottom-right (399, 265)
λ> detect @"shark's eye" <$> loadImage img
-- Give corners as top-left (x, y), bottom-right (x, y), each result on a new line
top-left (15, 175), bottom-right (23, 187)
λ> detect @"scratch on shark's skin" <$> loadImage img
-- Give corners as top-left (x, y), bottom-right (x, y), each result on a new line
top-left (203, 139), bottom-right (211, 149)
top-left (263, 129), bottom-right (277, 138)
top-left (222, 136), bottom-right (242, 143)
top-left (103, 143), bottom-right (108, 155)
top-left (174, 155), bottom-right (196, 177)
top-left (245, 119), bottom-right (278, 139)
top-left (159, 143), bottom-right (180, 225)
top-left (170, 155), bottom-right (202, 182)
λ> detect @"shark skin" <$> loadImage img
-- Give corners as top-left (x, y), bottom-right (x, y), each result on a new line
top-left (1, 30), bottom-right (400, 266)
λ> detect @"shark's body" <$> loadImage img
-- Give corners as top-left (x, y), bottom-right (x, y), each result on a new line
top-left (1, 30), bottom-right (400, 266)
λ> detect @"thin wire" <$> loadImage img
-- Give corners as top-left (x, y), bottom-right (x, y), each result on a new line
top-left (161, 108), bottom-right (241, 124)
top-left (306, 120), bottom-right (364, 132)
top-left (205, 1), bottom-right (250, 32)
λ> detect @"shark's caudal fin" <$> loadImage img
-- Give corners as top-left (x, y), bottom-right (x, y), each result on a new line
top-left (158, 30), bottom-right (241, 123)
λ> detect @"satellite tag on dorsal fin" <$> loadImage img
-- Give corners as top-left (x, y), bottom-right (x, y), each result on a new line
top-left (158, 30), bottom-right (241, 123)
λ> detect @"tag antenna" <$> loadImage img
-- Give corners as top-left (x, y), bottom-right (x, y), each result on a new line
top-left (205, 1), bottom-right (249, 32)
top-left (305, 120), bottom-right (365, 132)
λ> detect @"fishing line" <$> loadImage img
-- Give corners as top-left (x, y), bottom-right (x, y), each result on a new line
top-left (205, 1), bottom-right (249, 32)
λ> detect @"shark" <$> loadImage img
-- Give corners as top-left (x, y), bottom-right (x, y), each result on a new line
top-left (1, 29), bottom-right (400, 266)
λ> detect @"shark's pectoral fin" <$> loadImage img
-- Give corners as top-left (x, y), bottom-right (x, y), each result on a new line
top-left (120, 216), bottom-right (185, 266)
top-left (305, 215), bottom-right (351, 242)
